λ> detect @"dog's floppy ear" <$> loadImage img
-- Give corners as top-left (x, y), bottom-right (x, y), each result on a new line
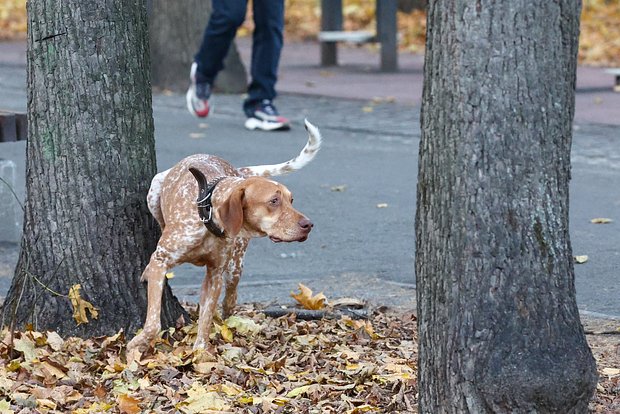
top-left (218, 188), bottom-right (244, 237)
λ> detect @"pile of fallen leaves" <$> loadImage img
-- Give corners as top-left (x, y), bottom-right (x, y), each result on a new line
top-left (0, 303), bottom-right (618, 412)
top-left (585, 317), bottom-right (620, 413)
top-left (0, 304), bottom-right (417, 413)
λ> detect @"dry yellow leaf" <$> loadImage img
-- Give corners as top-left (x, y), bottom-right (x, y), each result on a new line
top-left (73, 402), bottom-right (114, 414)
top-left (13, 337), bottom-right (36, 362)
top-left (601, 367), bottom-right (620, 377)
top-left (0, 377), bottom-right (14, 394)
top-left (45, 331), bottom-right (64, 351)
top-left (224, 315), bottom-right (261, 336)
top-left (209, 382), bottom-right (243, 397)
top-left (36, 399), bottom-right (57, 411)
top-left (0, 399), bottom-right (13, 414)
top-left (574, 255), bottom-right (589, 264)
top-left (193, 361), bottom-right (220, 375)
top-left (573, 255), bottom-right (588, 264)
top-left (286, 384), bottom-right (312, 398)
top-left (68, 284), bottom-right (99, 325)
top-left (220, 324), bottom-right (234, 343)
top-left (291, 283), bottom-right (327, 310)
top-left (39, 361), bottom-right (67, 380)
top-left (347, 404), bottom-right (379, 414)
top-left (182, 382), bottom-right (231, 413)
top-left (590, 217), bottom-right (613, 224)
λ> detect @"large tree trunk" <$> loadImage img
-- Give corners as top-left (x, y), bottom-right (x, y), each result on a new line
top-left (416, 0), bottom-right (597, 412)
top-left (1, 0), bottom-right (186, 338)
top-left (148, 0), bottom-right (247, 93)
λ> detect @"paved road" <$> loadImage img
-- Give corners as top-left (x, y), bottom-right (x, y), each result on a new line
top-left (1, 40), bottom-right (619, 317)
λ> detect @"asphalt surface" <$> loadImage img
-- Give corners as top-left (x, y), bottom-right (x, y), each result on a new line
top-left (1, 39), bottom-right (619, 317)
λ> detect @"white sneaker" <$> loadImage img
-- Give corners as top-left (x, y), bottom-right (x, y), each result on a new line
top-left (243, 99), bottom-right (290, 131)
top-left (186, 62), bottom-right (211, 118)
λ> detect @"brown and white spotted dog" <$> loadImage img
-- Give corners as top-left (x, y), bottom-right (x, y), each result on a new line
top-left (127, 120), bottom-right (322, 354)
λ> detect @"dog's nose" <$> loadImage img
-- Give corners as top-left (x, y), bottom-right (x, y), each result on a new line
top-left (299, 218), bottom-right (313, 232)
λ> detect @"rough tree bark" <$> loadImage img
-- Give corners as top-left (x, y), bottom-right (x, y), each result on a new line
top-left (416, 0), bottom-right (597, 412)
top-left (1, 0), bottom-right (186, 337)
top-left (148, 0), bottom-right (247, 93)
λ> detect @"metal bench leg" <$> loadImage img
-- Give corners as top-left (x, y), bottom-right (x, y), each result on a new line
top-left (0, 113), bottom-right (17, 143)
top-left (377, 0), bottom-right (398, 72)
top-left (321, 0), bottom-right (343, 66)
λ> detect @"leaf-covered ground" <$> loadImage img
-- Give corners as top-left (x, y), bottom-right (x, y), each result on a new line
top-left (0, 304), bottom-right (618, 413)
top-left (2, 0), bottom-right (619, 66)
top-left (0, 305), bottom-right (417, 413)
top-left (584, 317), bottom-right (620, 413)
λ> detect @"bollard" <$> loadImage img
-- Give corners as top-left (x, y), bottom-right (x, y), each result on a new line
top-left (0, 159), bottom-right (21, 242)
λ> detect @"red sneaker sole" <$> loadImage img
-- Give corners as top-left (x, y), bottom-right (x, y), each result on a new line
top-left (194, 106), bottom-right (210, 118)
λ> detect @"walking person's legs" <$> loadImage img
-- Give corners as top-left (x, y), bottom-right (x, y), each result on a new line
top-left (243, 0), bottom-right (290, 131)
top-left (187, 0), bottom-right (248, 117)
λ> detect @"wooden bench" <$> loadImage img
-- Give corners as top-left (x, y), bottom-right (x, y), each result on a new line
top-left (0, 111), bottom-right (27, 143)
top-left (319, 0), bottom-right (398, 72)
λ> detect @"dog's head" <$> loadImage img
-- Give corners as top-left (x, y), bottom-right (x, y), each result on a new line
top-left (217, 176), bottom-right (313, 242)
top-left (215, 176), bottom-right (313, 242)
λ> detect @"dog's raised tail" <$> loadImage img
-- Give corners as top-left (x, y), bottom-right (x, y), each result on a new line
top-left (238, 119), bottom-right (322, 177)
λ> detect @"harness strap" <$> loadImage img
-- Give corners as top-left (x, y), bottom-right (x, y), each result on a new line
top-left (189, 168), bottom-right (226, 237)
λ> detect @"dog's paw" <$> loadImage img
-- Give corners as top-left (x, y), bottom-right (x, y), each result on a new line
top-left (193, 338), bottom-right (207, 351)
top-left (126, 346), bottom-right (143, 365)
top-left (222, 306), bottom-right (235, 320)
top-left (126, 333), bottom-right (150, 362)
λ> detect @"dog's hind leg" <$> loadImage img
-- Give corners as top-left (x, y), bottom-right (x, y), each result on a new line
top-left (146, 169), bottom-right (169, 230)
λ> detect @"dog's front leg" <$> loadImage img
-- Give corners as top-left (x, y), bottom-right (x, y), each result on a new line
top-left (127, 259), bottom-right (167, 355)
top-left (223, 238), bottom-right (248, 318)
top-left (194, 265), bottom-right (224, 350)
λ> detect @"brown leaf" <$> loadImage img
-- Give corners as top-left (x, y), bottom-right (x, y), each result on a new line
top-left (330, 298), bottom-right (366, 309)
top-left (118, 394), bottom-right (141, 414)
top-left (93, 384), bottom-right (108, 400)
top-left (291, 283), bottom-right (328, 310)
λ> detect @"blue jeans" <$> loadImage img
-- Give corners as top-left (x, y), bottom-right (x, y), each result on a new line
top-left (194, 0), bottom-right (284, 109)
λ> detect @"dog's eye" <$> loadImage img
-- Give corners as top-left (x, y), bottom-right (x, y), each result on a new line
top-left (269, 197), bottom-right (280, 206)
